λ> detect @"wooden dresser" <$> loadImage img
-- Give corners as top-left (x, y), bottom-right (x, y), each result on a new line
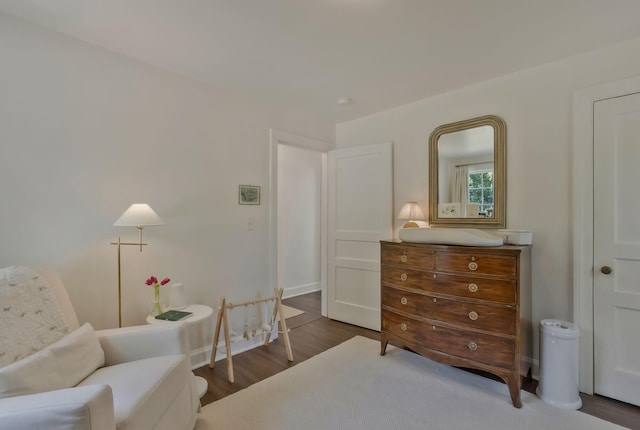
top-left (380, 240), bottom-right (531, 408)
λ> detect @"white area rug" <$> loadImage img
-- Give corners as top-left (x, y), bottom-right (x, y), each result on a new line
top-left (194, 336), bottom-right (625, 430)
top-left (280, 304), bottom-right (304, 320)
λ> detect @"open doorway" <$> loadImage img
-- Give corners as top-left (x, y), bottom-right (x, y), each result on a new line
top-left (268, 129), bottom-right (334, 317)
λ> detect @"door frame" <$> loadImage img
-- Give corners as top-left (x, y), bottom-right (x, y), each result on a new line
top-left (268, 129), bottom-right (335, 316)
top-left (572, 75), bottom-right (640, 394)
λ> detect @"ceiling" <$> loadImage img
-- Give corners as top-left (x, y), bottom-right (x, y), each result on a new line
top-left (2, 0), bottom-right (640, 123)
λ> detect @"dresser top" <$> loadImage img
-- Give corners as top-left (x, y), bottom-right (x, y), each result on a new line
top-left (381, 239), bottom-right (530, 253)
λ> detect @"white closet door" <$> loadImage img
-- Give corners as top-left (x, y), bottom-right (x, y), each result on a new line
top-left (327, 143), bottom-right (393, 331)
top-left (593, 92), bottom-right (640, 406)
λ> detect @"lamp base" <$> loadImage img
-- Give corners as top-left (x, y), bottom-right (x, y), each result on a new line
top-left (402, 221), bottom-right (420, 228)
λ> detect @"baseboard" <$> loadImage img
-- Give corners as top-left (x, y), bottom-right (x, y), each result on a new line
top-left (191, 344), bottom-right (213, 370)
top-left (282, 282), bottom-right (320, 299)
top-left (521, 354), bottom-right (539, 380)
top-left (211, 331), bottom-right (279, 363)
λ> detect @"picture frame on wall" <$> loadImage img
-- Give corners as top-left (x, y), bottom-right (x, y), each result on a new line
top-left (239, 185), bottom-right (260, 205)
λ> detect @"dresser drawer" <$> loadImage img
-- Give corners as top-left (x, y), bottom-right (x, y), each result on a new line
top-left (381, 266), bottom-right (516, 304)
top-left (435, 252), bottom-right (517, 277)
top-left (381, 244), bottom-right (434, 269)
top-left (382, 309), bottom-right (515, 369)
top-left (382, 287), bottom-right (516, 335)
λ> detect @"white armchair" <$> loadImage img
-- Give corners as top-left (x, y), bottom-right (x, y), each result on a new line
top-left (0, 266), bottom-right (200, 430)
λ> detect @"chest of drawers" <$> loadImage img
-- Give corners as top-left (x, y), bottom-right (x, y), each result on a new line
top-left (380, 240), bottom-right (531, 408)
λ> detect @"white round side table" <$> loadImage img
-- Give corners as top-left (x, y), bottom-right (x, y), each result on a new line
top-left (146, 304), bottom-right (214, 399)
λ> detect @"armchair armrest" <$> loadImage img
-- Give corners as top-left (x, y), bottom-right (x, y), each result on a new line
top-left (0, 384), bottom-right (115, 430)
top-left (97, 323), bottom-right (190, 366)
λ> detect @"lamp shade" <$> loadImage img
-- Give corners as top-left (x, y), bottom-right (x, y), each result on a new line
top-left (397, 201), bottom-right (425, 220)
top-left (113, 203), bottom-right (164, 227)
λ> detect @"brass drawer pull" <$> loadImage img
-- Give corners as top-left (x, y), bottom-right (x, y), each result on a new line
top-left (432, 298), bottom-right (437, 303)
top-left (468, 262), bottom-right (478, 271)
top-left (468, 311), bottom-right (478, 321)
top-left (400, 297), bottom-right (408, 305)
top-left (400, 323), bottom-right (408, 331)
top-left (400, 273), bottom-right (408, 281)
top-left (468, 283), bottom-right (478, 293)
top-left (468, 342), bottom-right (478, 351)
top-left (400, 255), bottom-right (408, 263)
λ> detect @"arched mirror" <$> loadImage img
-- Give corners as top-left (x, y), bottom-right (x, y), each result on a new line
top-left (429, 115), bottom-right (506, 228)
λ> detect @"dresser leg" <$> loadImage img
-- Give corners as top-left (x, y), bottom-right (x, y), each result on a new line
top-left (380, 337), bottom-right (389, 356)
top-left (506, 375), bottom-right (522, 408)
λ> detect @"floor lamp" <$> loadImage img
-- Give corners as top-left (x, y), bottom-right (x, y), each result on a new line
top-left (111, 203), bottom-right (164, 327)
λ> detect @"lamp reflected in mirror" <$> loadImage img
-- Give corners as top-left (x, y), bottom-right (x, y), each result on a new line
top-left (398, 201), bottom-right (425, 228)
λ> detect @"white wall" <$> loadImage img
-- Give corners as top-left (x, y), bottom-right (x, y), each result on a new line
top-left (0, 13), bottom-right (334, 330)
top-left (336, 36), bottom-right (640, 361)
top-left (277, 145), bottom-right (322, 297)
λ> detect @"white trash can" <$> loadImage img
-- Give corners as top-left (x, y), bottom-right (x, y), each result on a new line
top-left (536, 319), bottom-right (582, 409)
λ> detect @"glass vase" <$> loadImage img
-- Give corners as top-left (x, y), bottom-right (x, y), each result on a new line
top-left (150, 284), bottom-right (164, 316)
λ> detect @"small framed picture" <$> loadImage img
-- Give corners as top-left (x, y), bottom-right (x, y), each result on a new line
top-left (239, 185), bottom-right (260, 205)
top-left (438, 202), bottom-right (460, 218)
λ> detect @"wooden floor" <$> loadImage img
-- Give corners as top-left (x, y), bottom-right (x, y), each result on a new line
top-left (195, 291), bottom-right (639, 429)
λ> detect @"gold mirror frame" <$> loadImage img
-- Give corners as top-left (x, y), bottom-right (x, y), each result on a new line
top-left (429, 115), bottom-right (506, 228)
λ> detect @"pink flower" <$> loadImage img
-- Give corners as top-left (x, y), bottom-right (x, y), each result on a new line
top-left (145, 275), bottom-right (166, 287)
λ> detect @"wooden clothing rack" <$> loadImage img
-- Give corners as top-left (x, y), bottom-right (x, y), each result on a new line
top-left (209, 287), bottom-right (293, 383)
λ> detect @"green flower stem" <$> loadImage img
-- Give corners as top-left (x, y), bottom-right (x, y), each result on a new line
top-left (153, 284), bottom-right (163, 315)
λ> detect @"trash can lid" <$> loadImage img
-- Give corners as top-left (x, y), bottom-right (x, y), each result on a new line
top-left (539, 319), bottom-right (580, 338)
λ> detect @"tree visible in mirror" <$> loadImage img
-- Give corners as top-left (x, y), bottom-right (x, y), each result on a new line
top-left (468, 169), bottom-right (494, 215)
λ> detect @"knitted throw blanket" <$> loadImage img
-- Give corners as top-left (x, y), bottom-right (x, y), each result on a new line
top-left (0, 266), bottom-right (70, 367)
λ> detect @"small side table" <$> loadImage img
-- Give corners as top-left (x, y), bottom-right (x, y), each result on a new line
top-left (147, 304), bottom-right (214, 368)
top-left (147, 304), bottom-right (214, 399)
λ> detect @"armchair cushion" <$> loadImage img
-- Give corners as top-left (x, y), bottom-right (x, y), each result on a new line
top-left (0, 323), bottom-right (104, 399)
top-left (78, 354), bottom-right (191, 430)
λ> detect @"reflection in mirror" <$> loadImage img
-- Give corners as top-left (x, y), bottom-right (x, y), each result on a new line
top-left (438, 125), bottom-right (494, 217)
top-left (429, 115), bottom-right (506, 228)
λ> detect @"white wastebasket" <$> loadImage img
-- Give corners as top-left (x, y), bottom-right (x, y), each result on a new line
top-left (536, 319), bottom-right (582, 409)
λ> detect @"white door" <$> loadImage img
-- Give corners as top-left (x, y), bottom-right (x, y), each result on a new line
top-left (593, 92), bottom-right (640, 406)
top-left (327, 143), bottom-right (393, 331)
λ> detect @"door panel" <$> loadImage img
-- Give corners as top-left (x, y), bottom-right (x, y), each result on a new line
top-left (593, 92), bottom-right (640, 406)
top-left (328, 143), bottom-right (393, 331)
top-left (335, 267), bottom-right (380, 307)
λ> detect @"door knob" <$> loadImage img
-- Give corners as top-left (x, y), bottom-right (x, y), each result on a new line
top-left (600, 266), bottom-right (612, 275)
